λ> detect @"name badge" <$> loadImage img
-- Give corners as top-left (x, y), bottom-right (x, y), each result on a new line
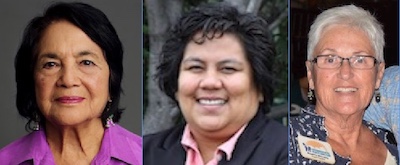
top-left (297, 134), bottom-right (336, 164)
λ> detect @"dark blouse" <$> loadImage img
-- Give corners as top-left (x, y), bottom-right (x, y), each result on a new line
top-left (289, 105), bottom-right (398, 164)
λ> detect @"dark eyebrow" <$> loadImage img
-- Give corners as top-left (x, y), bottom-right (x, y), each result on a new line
top-left (182, 57), bottom-right (204, 64)
top-left (182, 57), bottom-right (243, 66)
top-left (79, 50), bottom-right (92, 56)
top-left (38, 53), bottom-right (58, 59)
top-left (218, 59), bottom-right (243, 66)
top-left (77, 50), bottom-right (102, 59)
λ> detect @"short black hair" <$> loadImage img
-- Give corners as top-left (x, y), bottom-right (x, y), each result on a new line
top-left (156, 2), bottom-right (276, 113)
top-left (15, 2), bottom-right (124, 131)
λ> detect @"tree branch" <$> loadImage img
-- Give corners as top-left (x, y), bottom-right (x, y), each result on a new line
top-left (268, 7), bottom-right (288, 31)
top-left (246, 0), bottom-right (263, 14)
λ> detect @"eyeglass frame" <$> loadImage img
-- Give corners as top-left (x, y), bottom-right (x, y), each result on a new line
top-left (309, 54), bottom-right (380, 69)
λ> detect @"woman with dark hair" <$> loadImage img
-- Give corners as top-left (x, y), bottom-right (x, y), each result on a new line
top-left (0, 2), bottom-right (141, 164)
top-left (144, 3), bottom-right (287, 165)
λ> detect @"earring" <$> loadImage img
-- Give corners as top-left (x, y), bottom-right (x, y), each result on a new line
top-left (105, 114), bottom-right (115, 128)
top-left (33, 114), bottom-right (40, 131)
top-left (307, 88), bottom-right (315, 104)
top-left (375, 89), bottom-right (381, 103)
top-left (105, 100), bottom-right (114, 128)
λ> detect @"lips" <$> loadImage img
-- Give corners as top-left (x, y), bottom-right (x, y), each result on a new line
top-left (198, 99), bottom-right (226, 105)
top-left (196, 95), bottom-right (227, 105)
top-left (56, 96), bottom-right (85, 103)
top-left (334, 87), bottom-right (358, 92)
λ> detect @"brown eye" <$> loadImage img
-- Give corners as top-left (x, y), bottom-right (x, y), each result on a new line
top-left (81, 60), bottom-right (95, 66)
top-left (221, 67), bottom-right (237, 74)
top-left (187, 65), bottom-right (203, 72)
top-left (43, 62), bottom-right (58, 69)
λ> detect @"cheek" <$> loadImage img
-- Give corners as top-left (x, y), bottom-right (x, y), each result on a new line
top-left (86, 74), bottom-right (109, 96)
top-left (177, 73), bottom-right (198, 98)
top-left (225, 75), bottom-right (255, 99)
top-left (313, 71), bottom-right (330, 87)
top-left (361, 72), bottom-right (378, 91)
top-left (34, 74), bottom-right (53, 98)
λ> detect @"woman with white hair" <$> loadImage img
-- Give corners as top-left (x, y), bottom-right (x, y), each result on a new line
top-left (290, 5), bottom-right (398, 164)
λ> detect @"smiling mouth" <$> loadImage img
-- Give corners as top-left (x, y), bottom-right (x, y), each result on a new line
top-left (56, 96), bottom-right (85, 103)
top-left (334, 87), bottom-right (357, 92)
top-left (197, 99), bottom-right (226, 105)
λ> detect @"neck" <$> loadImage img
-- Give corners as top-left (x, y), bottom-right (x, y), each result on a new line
top-left (189, 124), bottom-right (243, 163)
top-left (45, 119), bottom-right (105, 164)
top-left (315, 104), bottom-right (366, 156)
top-left (315, 103), bottom-right (364, 132)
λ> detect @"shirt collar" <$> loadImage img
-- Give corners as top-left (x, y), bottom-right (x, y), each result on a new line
top-left (181, 124), bottom-right (247, 161)
top-left (8, 128), bottom-right (55, 164)
top-left (95, 124), bottom-right (140, 164)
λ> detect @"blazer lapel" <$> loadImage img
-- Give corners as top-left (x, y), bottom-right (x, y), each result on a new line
top-left (219, 111), bottom-right (266, 165)
top-left (157, 124), bottom-right (187, 165)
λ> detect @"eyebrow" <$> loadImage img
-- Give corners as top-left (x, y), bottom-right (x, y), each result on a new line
top-left (319, 48), bottom-right (371, 55)
top-left (218, 59), bottom-right (242, 66)
top-left (318, 48), bottom-right (337, 54)
top-left (181, 57), bottom-right (243, 66)
top-left (37, 53), bottom-right (58, 59)
top-left (182, 57), bottom-right (203, 64)
top-left (38, 50), bottom-right (101, 59)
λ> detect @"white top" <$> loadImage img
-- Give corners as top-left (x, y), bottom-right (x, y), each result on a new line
top-left (385, 149), bottom-right (397, 165)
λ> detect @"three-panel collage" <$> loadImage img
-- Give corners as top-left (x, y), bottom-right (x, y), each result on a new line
top-left (0, 0), bottom-right (398, 164)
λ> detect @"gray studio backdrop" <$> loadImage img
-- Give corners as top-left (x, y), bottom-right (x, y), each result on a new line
top-left (0, 0), bottom-right (142, 148)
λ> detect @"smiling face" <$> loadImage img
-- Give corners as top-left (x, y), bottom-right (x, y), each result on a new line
top-left (34, 20), bottom-right (110, 127)
top-left (306, 24), bottom-right (384, 116)
top-left (177, 33), bottom-right (262, 137)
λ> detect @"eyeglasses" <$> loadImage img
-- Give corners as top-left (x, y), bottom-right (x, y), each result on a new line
top-left (310, 55), bottom-right (379, 69)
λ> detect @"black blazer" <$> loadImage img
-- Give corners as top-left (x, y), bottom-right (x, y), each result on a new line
top-left (144, 111), bottom-right (288, 165)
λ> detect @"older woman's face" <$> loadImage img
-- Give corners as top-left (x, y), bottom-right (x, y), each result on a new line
top-left (177, 33), bottom-right (262, 137)
top-left (306, 25), bottom-right (384, 116)
top-left (34, 21), bottom-right (110, 126)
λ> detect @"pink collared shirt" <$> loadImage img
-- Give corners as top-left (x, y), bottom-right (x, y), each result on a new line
top-left (181, 124), bottom-right (247, 165)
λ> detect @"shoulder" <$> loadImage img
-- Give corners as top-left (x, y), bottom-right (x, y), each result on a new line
top-left (244, 111), bottom-right (287, 143)
top-left (107, 125), bottom-right (142, 165)
top-left (143, 125), bottom-right (186, 165)
top-left (0, 131), bottom-right (40, 164)
top-left (290, 105), bottom-right (323, 134)
top-left (144, 124), bottom-right (184, 149)
top-left (256, 118), bottom-right (288, 156)
top-left (111, 124), bottom-right (142, 147)
top-left (260, 118), bottom-right (288, 139)
top-left (236, 114), bottom-right (288, 164)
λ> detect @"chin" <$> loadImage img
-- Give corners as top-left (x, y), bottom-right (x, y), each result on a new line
top-left (196, 119), bottom-right (225, 131)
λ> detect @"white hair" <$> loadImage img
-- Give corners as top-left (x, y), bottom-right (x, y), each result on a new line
top-left (307, 4), bottom-right (385, 62)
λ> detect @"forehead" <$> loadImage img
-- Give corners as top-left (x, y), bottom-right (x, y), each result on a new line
top-left (315, 24), bottom-right (374, 55)
top-left (184, 32), bottom-right (246, 59)
top-left (36, 20), bottom-right (102, 55)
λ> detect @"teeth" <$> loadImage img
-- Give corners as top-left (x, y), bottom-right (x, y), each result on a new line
top-left (198, 99), bottom-right (226, 105)
top-left (335, 88), bottom-right (357, 92)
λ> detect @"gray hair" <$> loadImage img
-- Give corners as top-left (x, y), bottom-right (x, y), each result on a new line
top-left (307, 4), bottom-right (385, 62)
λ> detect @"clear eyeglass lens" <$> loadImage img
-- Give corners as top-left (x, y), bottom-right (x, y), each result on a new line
top-left (315, 55), bottom-right (376, 69)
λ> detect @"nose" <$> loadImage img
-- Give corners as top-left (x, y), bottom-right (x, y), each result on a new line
top-left (199, 70), bottom-right (222, 90)
top-left (56, 65), bottom-right (81, 88)
top-left (338, 60), bottom-right (353, 80)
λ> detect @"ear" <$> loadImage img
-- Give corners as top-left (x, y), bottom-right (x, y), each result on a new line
top-left (258, 93), bottom-right (264, 102)
top-left (305, 61), bottom-right (315, 90)
top-left (375, 62), bottom-right (385, 89)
